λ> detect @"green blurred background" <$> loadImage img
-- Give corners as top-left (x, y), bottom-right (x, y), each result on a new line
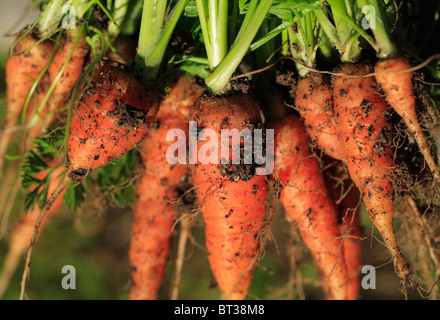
top-left (0, 0), bottom-right (435, 301)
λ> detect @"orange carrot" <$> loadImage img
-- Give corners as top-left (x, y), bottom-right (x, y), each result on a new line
top-left (295, 73), bottom-right (344, 161)
top-left (0, 160), bottom-right (65, 299)
top-left (129, 75), bottom-right (203, 300)
top-left (374, 56), bottom-right (440, 183)
top-left (0, 30), bottom-right (53, 176)
top-left (19, 66), bottom-right (160, 299)
top-left (270, 114), bottom-right (348, 300)
top-left (339, 189), bottom-right (362, 300)
top-left (43, 29), bottom-right (89, 130)
top-left (332, 63), bottom-right (410, 280)
top-left (323, 157), bottom-right (362, 300)
top-left (67, 67), bottom-right (159, 174)
top-left (189, 92), bottom-right (269, 300)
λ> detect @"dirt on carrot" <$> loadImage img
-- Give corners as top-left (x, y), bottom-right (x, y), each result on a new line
top-left (332, 63), bottom-right (410, 282)
top-left (189, 92), bottom-right (269, 300)
top-left (294, 72), bottom-right (344, 162)
top-left (270, 114), bottom-right (348, 300)
top-left (129, 75), bottom-right (203, 300)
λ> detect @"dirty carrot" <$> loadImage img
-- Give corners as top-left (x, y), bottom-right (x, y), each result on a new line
top-left (356, 0), bottom-right (440, 183)
top-left (19, 0), bottom-right (190, 299)
top-left (374, 56), bottom-right (440, 182)
top-left (0, 30), bottom-right (53, 177)
top-left (295, 73), bottom-right (344, 161)
top-left (332, 63), bottom-right (410, 280)
top-left (190, 93), bottom-right (269, 300)
top-left (129, 75), bottom-right (203, 300)
top-left (19, 66), bottom-right (159, 299)
top-left (44, 28), bottom-right (89, 128)
top-left (270, 114), bottom-right (348, 300)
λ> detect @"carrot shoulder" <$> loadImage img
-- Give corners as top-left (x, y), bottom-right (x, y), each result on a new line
top-left (295, 73), bottom-right (344, 161)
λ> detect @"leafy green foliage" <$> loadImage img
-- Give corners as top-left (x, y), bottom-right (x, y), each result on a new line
top-left (184, 0), bottom-right (198, 17)
top-left (245, 0), bottom-right (325, 22)
top-left (92, 148), bottom-right (139, 207)
top-left (63, 148), bottom-right (139, 212)
top-left (21, 125), bottom-right (139, 214)
top-left (21, 127), bottom-right (66, 213)
top-left (63, 181), bottom-right (87, 212)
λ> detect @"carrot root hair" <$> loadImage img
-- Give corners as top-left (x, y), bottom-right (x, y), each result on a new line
top-left (19, 173), bottom-right (71, 300)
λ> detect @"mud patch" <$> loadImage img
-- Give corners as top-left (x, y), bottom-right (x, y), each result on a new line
top-left (108, 100), bottom-right (147, 129)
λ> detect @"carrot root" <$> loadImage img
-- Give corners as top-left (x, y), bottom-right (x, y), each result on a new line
top-left (375, 56), bottom-right (440, 183)
top-left (333, 63), bottom-right (410, 281)
top-left (270, 115), bottom-right (348, 300)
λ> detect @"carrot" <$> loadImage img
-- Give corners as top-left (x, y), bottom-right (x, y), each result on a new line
top-left (351, 0), bottom-right (440, 183)
top-left (19, 65), bottom-right (160, 299)
top-left (0, 30), bottom-right (53, 177)
top-left (270, 114), bottom-right (348, 300)
top-left (323, 157), bottom-right (362, 300)
top-left (95, 36), bottom-right (137, 77)
top-left (43, 29), bottom-right (89, 131)
top-left (374, 56), bottom-right (440, 183)
top-left (295, 73), bottom-right (344, 161)
top-left (0, 160), bottom-right (65, 299)
top-left (66, 67), bottom-right (159, 174)
top-left (129, 75), bottom-right (203, 300)
top-left (339, 188), bottom-right (362, 300)
top-left (189, 92), bottom-right (269, 300)
top-left (332, 63), bottom-right (410, 280)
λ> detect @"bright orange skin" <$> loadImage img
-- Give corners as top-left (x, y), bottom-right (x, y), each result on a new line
top-left (1, 31), bottom-right (53, 173)
top-left (129, 75), bottom-right (204, 300)
top-left (190, 93), bottom-right (269, 300)
top-left (67, 67), bottom-right (159, 174)
top-left (333, 63), bottom-right (409, 279)
top-left (4, 31), bottom-right (53, 130)
top-left (375, 56), bottom-right (440, 182)
top-left (270, 114), bottom-right (348, 300)
top-left (295, 73), bottom-right (344, 161)
top-left (47, 30), bottom-right (89, 115)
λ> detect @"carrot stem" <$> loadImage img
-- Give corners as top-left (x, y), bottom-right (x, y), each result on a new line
top-left (204, 0), bottom-right (274, 93)
top-left (135, 0), bottom-right (189, 84)
top-left (107, 0), bottom-right (130, 38)
top-left (38, 0), bottom-right (64, 35)
top-left (357, 0), bottom-right (397, 58)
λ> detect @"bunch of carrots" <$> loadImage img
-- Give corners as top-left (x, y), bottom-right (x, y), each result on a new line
top-left (0, 0), bottom-right (439, 300)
